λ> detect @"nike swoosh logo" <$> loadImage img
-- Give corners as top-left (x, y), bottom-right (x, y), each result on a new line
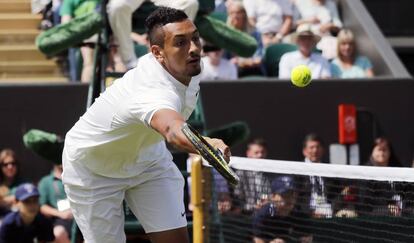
top-left (181, 212), bottom-right (186, 217)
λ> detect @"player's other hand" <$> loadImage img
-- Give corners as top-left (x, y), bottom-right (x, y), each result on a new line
top-left (206, 138), bottom-right (231, 162)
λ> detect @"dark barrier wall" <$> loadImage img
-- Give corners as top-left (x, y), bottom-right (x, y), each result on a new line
top-left (0, 84), bottom-right (88, 182)
top-left (200, 79), bottom-right (414, 166)
top-left (362, 0), bottom-right (414, 36)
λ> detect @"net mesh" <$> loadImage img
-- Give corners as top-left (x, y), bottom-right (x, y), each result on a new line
top-left (199, 157), bottom-right (414, 243)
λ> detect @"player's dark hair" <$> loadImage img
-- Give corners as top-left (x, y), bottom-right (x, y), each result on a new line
top-left (145, 7), bottom-right (188, 47)
top-left (247, 138), bottom-right (268, 150)
top-left (302, 133), bottom-right (324, 148)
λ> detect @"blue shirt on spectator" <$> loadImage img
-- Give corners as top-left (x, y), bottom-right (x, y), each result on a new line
top-left (0, 211), bottom-right (54, 243)
top-left (330, 56), bottom-right (373, 78)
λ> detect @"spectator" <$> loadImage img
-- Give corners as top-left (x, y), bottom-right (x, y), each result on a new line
top-left (302, 133), bottom-right (324, 164)
top-left (299, 133), bottom-right (334, 218)
top-left (0, 149), bottom-right (25, 217)
top-left (330, 29), bottom-right (374, 78)
top-left (107, 0), bottom-right (199, 70)
top-left (226, 1), bottom-right (265, 76)
top-left (60, 0), bottom-right (101, 83)
top-left (279, 24), bottom-right (331, 79)
top-left (361, 137), bottom-right (403, 217)
top-left (252, 176), bottom-right (312, 243)
top-left (201, 43), bottom-right (238, 81)
top-left (243, 0), bottom-right (293, 47)
top-left (293, 0), bottom-right (343, 59)
top-left (365, 137), bottom-right (400, 167)
top-left (34, 0), bottom-right (63, 29)
top-left (0, 183), bottom-right (54, 243)
top-left (294, 0), bottom-right (342, 36)
top-left (234, 138), bottom-right (270, 214)
top-left (38, 164), bottom-right (72, 243)
top-left (332, 181), bottom-right (359, 218)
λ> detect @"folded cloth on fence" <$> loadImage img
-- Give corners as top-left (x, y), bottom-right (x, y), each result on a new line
top-left (36, 12), bottom-right (103, 56)
top-left (195, 15), bottom-right (258, 58)
top-left (23, 129), bottom-right (64, 165)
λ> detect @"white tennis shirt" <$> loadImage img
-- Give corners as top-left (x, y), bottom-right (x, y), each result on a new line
top-left (63, 53), bottom-right (201, 178)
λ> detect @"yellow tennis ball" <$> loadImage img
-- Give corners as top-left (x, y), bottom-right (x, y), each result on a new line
top-left (290, 65), bottom-right (312, 87)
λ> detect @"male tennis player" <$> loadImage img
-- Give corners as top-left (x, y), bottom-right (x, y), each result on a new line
top-left (62, 7), bottom-right (230, 243)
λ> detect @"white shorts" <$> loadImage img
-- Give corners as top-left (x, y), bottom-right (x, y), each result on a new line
top-left (62, 158), bottom-right (187, 243)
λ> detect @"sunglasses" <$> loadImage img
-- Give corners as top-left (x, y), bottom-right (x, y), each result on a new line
top-left (1, 162), bottom-right (16, 168)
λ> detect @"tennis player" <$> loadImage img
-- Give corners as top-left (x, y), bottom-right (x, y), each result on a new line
top-left (62, 7), bottom-right (230, 243)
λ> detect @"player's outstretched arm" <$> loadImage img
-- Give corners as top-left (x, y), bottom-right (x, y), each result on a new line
top-left (151, 109), bottom-right (230, 161)
top-left (151, 108), bottom-right (199, 154)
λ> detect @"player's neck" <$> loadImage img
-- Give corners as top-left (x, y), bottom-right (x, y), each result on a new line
top-left (177, 76), bottom-right (191, 86)
top-left (165, 66), bottom-right (191, 86)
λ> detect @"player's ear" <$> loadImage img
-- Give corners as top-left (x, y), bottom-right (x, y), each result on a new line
top-left (151, 45), bottom-right (165, 63)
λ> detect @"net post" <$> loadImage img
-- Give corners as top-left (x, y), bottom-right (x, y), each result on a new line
top-left (191, 156), bottom-right (204, 243)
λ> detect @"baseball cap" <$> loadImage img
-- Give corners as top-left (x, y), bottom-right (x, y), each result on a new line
top-left (15, 183), bottom-right (40, 201)
top-left (271, 176), bottom-right (295, 194)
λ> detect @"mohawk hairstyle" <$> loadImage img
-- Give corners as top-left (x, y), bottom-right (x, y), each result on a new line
top-left (145, 7), bottom-right (188, 47)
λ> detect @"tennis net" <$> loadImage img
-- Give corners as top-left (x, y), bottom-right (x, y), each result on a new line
top-left (194, 157), bottom-right (414, 243)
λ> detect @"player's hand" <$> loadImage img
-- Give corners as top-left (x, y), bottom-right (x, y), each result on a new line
top-left (205, 138), bottom-right (231, 162)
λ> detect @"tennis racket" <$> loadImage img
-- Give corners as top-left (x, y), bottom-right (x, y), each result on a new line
top-left (181, 123), bottom-right (240, 186)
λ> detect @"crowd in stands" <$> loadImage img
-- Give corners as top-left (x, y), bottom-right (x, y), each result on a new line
top-left (209, 133), bottom-right (413, 242)
top-left (32, 0), bottom-right (376, 82)
top-left (1, 135), bottom-right (411, 242)
top-left (0, 145), bottom-right (72, 243)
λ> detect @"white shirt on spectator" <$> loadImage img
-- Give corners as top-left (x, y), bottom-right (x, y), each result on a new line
top-left (201, 56), bottom-right (238, 81)
top-left (279, 50), bottom-right (331, 79)
top-left (294, 0), bottom-right (343, 35)
top-left (243, 0), bottom-right (293, 34)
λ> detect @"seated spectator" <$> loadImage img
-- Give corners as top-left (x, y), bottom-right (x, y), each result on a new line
top-left (365, 137), bottom-right (400, 167)
top-left (0, 149), bottom-right (25, 217)
top-left (39, 164), bottom-right (72, 243)
top-left (294, 0), bottom-right (342, 35)
top-left (234, 138), bottom-right (271, 215)
top-left (201, 43), bottom-right (238, 81)
top-left (212, 169), bottom-right (232, 214)
top-left (279, 24), bottom-right (331, 79)
top-left (226, 1), bottom-right (265, 76)
top-left (293, 0), bottom-right (343, 59)
top-left (0, 183), bottom-right (54, 243)
top-left (361, 137), bottom-right (403, 217)
top-left (330, 29), bottom-right (374, 78)
top-left (252, 176), bottom-right (312, 243)
top-left (333, 182), bottom-right (359, 218)
top-left (107, 0), bottom-right (199, 70)
top-left (60, 0), bottom-right (101, 83)
top-left (34, 0), bottom-right (63, 29)
top-left (299, 133), bottom-right (335, 218)
top-left (243, 0), bottom-right (293, 47)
